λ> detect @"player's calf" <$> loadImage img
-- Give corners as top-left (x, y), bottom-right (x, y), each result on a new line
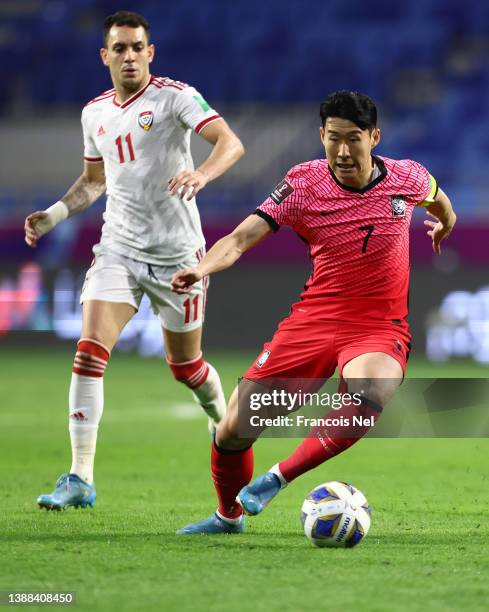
top-left (69, 338), bottom-right (109, 485)
top-left (37, 338), bottom-right (110, 510)
top-left (167, 352), bottom-right (226, 431)
top-left (177, 438), bottom-right (253, 533)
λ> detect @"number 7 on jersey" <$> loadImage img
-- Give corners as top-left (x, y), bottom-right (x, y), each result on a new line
top-left (359, 224), bottom-right (374, 253)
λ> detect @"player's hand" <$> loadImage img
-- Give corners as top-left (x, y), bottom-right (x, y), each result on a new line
top-left (171, 267), bottom-right (204, 293)
top-left (24, 211), bottom-right (49, 248)
top-left (168, 169), bottom-right (209, 201)
top-left (423, 210), bottom-right (455, 255)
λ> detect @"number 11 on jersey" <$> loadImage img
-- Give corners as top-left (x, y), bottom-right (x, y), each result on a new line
top-left (115, 133), bottom-right (136, 163)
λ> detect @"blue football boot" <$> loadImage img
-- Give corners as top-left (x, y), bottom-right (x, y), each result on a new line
top-left (37, 473), bottom-right (96, 511)
top-left (237, 472), bottom-right (282, 516)
top-left (177, 513), bottom-right (244, 535)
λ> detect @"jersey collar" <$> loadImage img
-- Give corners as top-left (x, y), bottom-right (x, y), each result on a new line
top-left (113, 75), bottom-right (152, 109)
top-left (327, 155), bottom-right (387, 194)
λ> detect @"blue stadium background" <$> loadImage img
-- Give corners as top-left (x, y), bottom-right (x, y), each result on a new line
top-left (1, 0), bottom-right (488, 361)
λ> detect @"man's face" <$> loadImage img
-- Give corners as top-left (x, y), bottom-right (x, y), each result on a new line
top-left (320, 118), bottom-right (380, 187)
top-left (100, 25), bottom-right (154, 93)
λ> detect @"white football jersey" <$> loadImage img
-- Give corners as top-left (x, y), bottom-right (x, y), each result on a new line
top-left (81, 75), bottom-right (221, 265)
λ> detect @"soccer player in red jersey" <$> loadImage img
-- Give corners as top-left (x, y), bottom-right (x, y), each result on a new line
top-left (172, 91), bottom-right (456, 534)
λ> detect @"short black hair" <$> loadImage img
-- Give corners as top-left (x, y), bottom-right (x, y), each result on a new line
top-left (103, 11), bottom-right (150, 47)
top-left (319, 91), bottom-right (377, 131)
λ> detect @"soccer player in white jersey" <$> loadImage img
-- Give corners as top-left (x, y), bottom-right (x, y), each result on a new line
top-left (23, 11), bottom-right (244, 510)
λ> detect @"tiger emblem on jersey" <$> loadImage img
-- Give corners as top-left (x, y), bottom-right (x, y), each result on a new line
top-left (138, 111), bottom-right (154, 131)
top-left (391, 195), bottom-right (406, 217)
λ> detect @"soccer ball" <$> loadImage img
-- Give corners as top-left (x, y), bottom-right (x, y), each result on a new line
top-left (301, 481), bottom-right (371, 548)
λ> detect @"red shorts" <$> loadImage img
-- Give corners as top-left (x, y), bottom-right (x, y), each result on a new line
top-left (244, 306), bottom-right (411, 381)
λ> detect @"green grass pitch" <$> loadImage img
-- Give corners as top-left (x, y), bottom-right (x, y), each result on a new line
top-left (1, 347), bottom-right (488, 611)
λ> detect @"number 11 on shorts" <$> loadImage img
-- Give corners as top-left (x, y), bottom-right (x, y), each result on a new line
top-left (183, 295), bottom-right (199, 324)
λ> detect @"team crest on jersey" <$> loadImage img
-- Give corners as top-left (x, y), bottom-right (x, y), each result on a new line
top-left (138, 111), bottom-right (154, 131)
top-left (391, 195), bottom-right (406, 217)
top-left (270, 179), bottom-right (294, 205)
top-left (256, 350), bottom-right (271, 368)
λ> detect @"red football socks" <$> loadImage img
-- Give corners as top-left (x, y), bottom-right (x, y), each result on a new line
top-left (167, 352), bottom-right (209, 389)
top-left (72, 338), bottom-right (109, 378)
top-left (211, 440), bottom-right (254, 519)
top-left (279, 396), bottom-right (382, 483)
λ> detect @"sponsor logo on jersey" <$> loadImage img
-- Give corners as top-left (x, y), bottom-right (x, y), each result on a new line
top-left (391, 195), bottom-right (406, 217)
top-left (97, 125), bottom-right (106, 136)
top-left (138, 110), bottom-right (154, 131)
top-left (270, 179), bottom-right (294, 205)
top-left (256, 349), bottom-right (271, 368)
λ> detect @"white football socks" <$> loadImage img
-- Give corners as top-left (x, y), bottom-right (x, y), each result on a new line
top-left (68, 372), bottom-right (104, 484)
top-left (192, 363), bottom-right (227, 429)
top-left (269, 464), bottom-right (288, 488)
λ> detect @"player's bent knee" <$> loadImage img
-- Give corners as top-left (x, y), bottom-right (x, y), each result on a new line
top-left (345, 377), bottom-right (398, 408)
top-left (167, 352), bottom-right (209, 389)
top-left (73, 338), bottom-right (110, 378)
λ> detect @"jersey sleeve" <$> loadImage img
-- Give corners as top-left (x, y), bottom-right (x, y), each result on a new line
top-left (172, 86), bottom-right (221, 134)
top-left (417, 173), bottom-right (438, 207)
top-left (255, 169), bottom-right (306, 232)
top-left (81, 107), bottom-right (102, 162)
top-left (407, 160), bottom-right (438, 207)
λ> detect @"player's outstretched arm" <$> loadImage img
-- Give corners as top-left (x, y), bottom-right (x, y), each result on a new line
top-left (24, 160), bottom-right (106, 248)
top-left (171, 214), bottom-right (272, 293)
top-left (423, 187), bottom-right (456, 255)
top-left (168, 119), bottom-right (244, 201)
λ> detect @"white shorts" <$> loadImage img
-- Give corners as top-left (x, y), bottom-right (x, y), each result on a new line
top-left (80, 249), bottom-right (208, 333)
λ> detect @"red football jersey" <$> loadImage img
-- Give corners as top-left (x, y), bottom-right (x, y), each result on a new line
top-left (256, 156), bottom-right (437, 322)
